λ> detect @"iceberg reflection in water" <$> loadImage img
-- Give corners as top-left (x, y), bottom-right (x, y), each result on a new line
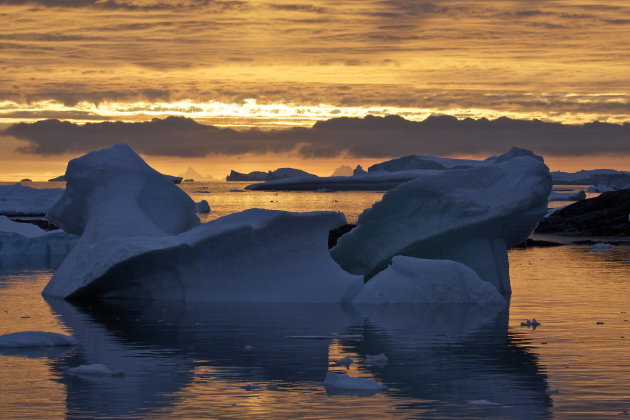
top-left (44, 298), bottom-right (551, 419)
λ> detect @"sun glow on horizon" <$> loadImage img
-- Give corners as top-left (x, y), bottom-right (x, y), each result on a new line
top-left (1, 98), bottom-right (627, 129)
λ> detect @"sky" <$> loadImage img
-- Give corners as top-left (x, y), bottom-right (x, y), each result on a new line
top-left (0, 0), bottom-right (629, 180)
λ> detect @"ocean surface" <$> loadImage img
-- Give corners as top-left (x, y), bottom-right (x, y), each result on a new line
top-left (1, 182), bottom-right (627, 419)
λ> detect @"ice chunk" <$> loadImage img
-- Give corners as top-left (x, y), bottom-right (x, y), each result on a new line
top-left (353, 256), bottom-right (506, 304)
top-left (331, 149), bottom-right (551, 295)
top-left (0, 184), bottom-right (64, 216)
top-left (67, 363), bottom-right (123, 376)
top-left (0, 331), bottom-right (78, 348)
top-left (0, 216), bottom-right (77, 264)
top-left (0, 216), bottom-right (49, 238)
top-left (46, 143), bottom-right (199, 238)
top-left (353, 165), bottom-right (367, 176)
top-left (590, 243), bottom-right (614, 251)
top-left (195, 200), bottom-right (211, 213)
top-left (548, 190), bottom-right (586, 201)
top-left (587, 185), bottom-right (616, 193)
top-left (322, 372), bottom-right (387, 396)
top-left (467, 400), bottom-right (502, 406)
top-left (364, 353), bottom-right (388, 366)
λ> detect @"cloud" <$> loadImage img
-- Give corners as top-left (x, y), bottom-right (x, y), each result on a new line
top-left (3, 115), bottom-right (630, 159)
top-left (0, 0), bottom-right (244, 11)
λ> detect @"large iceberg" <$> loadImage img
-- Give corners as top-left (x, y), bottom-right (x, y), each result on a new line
top-left (331, 149), bottom-right (551, 295)
top-left (227, 168), bottom-right (316, 181)
top-left (0, 184), bottom-right (64, 216)
top-left (43, 144), bottom-right (362, 302)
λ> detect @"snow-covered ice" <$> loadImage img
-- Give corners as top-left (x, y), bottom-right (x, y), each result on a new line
top-left (353, 256), bottom-right (506, 304)
top-left (331, 148), bottom-right (551, 295)
top-left (323, 372), bottom-right (388, 396)
top-left (0, 184), bottom-right (64, 216)
top-left (0, 331), bottom-right (78, 348)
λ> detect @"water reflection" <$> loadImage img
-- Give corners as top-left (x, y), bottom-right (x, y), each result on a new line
top-left (45, 299), bottom-right (551, 418)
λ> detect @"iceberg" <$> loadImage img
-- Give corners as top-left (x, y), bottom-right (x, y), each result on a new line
top-left (322, 372), bottom-right (388, 396)
top-left (43, 144), bottom-right (362, 302)
top-left (246, 148), bottom-right (542, 192)
top-left (67, 363), bottom-right (123, 377)
top-left (0, 184), bottom-right (64, 216)
top-left (195, 200), bottom-right (211, 213)
top-left (353, 256), bottom-right (506, 304)
top-left (548, 190), bottom-right (586, 201)
top-left (227, 168), bottom-right (316, 181)
top-left (0, 331), bottom-right (78, 348)
top-left (0, 216), bottom-right (77, 265)
top-left (331, 149), bottom-right (551, 295)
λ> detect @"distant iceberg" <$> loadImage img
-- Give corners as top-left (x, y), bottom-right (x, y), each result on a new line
top-left (0, 216), bottom-right (76, 265)
top-left (227, 168), bottom-right (316, 181)
top-left (548, 190), bottom-right (586, 201)
top-left (0, 184), bottom-right (64, 216)
top-left (246, 148), bottom-right (542, 192)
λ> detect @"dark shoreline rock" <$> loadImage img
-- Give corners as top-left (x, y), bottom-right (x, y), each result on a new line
top-left (536, 189), bottom-right (630, 236)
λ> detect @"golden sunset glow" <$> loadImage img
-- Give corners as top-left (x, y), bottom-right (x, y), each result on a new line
top-left (0, 0), bottom-right (629, 178)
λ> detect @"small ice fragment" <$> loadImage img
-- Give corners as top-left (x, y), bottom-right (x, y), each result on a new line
top-left (334, 356), bottom-right (353, 367)
top-left (0, 331), bottom-right (78, 348)
top-left (241, 384), bottom-right (261, 391)
top-left (195, 200), bottom-right (211, 213)
top-left (520, 319), bottom-right (531, 327)
top-left (589, 243), bottom-right (614, 251)
top-left (67, 364), bottom-right (123, 377)
top-left (265, 384), bottom-right (279, 390)
top-left (596, 321), bottom-right (605, 325)
top-left (323, 372), bottom-right (387, 396)
top-left (545, 388), bottom-right (560, 394)
top-left (244, 345), bottom-right (255, 351)
top-left (365, 353), bottom-right (389, 366)
top-left (229, 189), bottom-right (245, 192)
top-left (467, 400), bottom-right (502, 406)
top-left (531, 318), bottom-right (541, 328)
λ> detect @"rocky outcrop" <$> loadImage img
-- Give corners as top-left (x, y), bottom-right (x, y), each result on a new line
top-left (536, 189), bottom-right (630, 236)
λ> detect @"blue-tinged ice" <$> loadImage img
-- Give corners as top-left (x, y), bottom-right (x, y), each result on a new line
top-left (331, 148), bottom-right (551, 295)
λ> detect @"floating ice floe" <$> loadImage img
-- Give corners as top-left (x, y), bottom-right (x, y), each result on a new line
top-left (467, 400), bottom-right (502, 406)
top-left (331, 148), bottom-right (551, 295)
top-left (0, 184), bottom-right (64, 216)
top-left (43, 144), bottom-right (362, 302)
top-left (548, 190), bottom-right (586, 201)
top-left (322, 372), bottom-right (387, 396)
top-left (0, 331), bottom-right (78, 348)
top-left (590, 243), bottom-right (614, 251)
top-left (353, 256), bottom-right (506, 304)
top-left (0, 216), bottom-right (77, 263)
top-left (364, 353), bottom-right (389, 366)
top-left (67, 363), bottom-right (124, 377)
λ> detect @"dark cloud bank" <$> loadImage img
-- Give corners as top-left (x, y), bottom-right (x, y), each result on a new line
top-left (3, 115), bottom-right (630, 159)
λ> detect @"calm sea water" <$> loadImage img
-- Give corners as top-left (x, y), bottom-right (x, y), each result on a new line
top-left (0, 182), bottom-right (627, 419)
